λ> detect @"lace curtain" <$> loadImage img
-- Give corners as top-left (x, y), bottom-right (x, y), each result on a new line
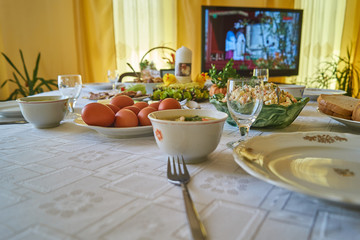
top-left (112, 0), bottom-right (177, 75)
top-left (294, 0), bottom-right (346, 87)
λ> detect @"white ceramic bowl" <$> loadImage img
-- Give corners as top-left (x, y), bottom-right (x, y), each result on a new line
top-left (278, 84), bottom-right (306, 98)
top-left (148, 109), bottom-right (228, 163)
top-left (17, 96), bottom-right (69, 128)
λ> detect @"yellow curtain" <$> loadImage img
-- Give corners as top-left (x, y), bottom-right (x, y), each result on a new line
top-left (0, 23), bottom-right (7, 100)
top-left (73, 0), bottom-right (116, 83)
top-left (341, 0), bottom-right (360, 98)
top-left (294, 0), bottom-right (346, 87)
top-left (177, 0), bottom-right (295, 82)
top-left (112, 0), bottom-right (177, 75)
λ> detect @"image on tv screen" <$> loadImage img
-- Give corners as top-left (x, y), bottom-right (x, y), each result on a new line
top-left (201, 6), bottom-right (303, 77)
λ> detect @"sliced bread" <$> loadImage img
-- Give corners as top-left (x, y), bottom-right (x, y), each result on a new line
top-left (318, 103), bottom-right (352, 119)
top-left (352, 102), bottom-right (360, 121)
top-left (317, 94), bottom-right (360, 117)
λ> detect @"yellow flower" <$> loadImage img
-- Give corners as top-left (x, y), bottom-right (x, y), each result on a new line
top-left (193, 72), bottom-right (208, 87)
top-left (163, 73), bottom-right (177, 86)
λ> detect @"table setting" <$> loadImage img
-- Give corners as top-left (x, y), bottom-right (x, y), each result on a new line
top-left (1, 69), bottom-right (360, 240)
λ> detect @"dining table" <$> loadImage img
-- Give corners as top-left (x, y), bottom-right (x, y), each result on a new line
top-left (1, 83), bottom-right (360, 240)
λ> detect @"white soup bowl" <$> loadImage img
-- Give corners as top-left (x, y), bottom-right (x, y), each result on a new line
top-left (278, 84), bottom-right (306, 98)
top-left (17, 96), bottom-right (69, 128)
top-left (148, 109), bottom-right (228, 163)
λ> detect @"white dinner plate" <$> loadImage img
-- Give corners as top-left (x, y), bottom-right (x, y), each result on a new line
top-left (0, 101), bottom-right (23, 118)
top-left (84, 82), bottom-right (113, 91)
top-left (73, 118), bottom-right (153, 138)
top-left (318, 108), bottom-right (360, 130)
top-left (303, 88), bottom-right (346, 101)
top-left (132, 95), bottom-right (151, 101)
top-left (233, 131), bottom-right (360, 206)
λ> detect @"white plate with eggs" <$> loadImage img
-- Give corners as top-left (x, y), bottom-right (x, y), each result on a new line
top-left (73, 118), bottom-right (153, 138)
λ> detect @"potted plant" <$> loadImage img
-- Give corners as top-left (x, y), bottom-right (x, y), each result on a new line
top-left (307, 46), bottom-right (360, 97)
top-left (1, 49), bottom-right (57, 100)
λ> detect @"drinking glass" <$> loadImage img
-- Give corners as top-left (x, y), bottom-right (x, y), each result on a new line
top-left (107, 69), bottom-right (121, 91)
top-left (253, 68), bottom-right (269, 83)
top-left (226, 78), bottom-right (264, 148)
top-left (58, 74), bottom-right (82, 118)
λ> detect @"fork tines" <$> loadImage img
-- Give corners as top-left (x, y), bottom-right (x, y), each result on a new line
top-left (167, 156), bottom-right (189, 176)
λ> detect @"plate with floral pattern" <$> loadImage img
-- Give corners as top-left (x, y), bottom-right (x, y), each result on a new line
top-left (233, 131), bottom-right (360, 206)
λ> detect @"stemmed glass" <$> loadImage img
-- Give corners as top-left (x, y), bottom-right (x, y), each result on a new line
top-left (253, 68), bottom-right (269, 83)
top-left (58, 74), bottom-right (82, 119)
top-left (107, 69), bottom-right (121, 91)
top-left (226, 77), bottom-right (264, 149)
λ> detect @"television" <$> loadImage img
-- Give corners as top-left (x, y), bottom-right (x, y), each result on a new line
top-left (201, 6), bottom-right (303, 77)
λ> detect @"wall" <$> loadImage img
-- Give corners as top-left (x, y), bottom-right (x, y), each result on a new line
top-left (0, 0), bottom-right (79, 100)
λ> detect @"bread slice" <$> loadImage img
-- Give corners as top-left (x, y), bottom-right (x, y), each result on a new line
top-left (352, 102), bottom-right (360, 121)
top-left (318, 103), bottom-right (352, 120)
top-left (317, 94), bottom-right (360, 116)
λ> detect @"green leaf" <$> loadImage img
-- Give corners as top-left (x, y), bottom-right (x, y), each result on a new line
top-left (0, 79), bottom-right (9, 88)
top-left (1, 52), bottom-right (26, 81)
top-left (19, 50), bottom-right (32, 91)
top-left (12, 73), bottom-right (28, 97)
top-left (31, 53), bottom-right (41, 92)
top-left (36, 78), bottom-right (57, 92)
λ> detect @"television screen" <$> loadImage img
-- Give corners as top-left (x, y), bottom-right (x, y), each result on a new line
top-left (201, 6), bottom-right (303, 77)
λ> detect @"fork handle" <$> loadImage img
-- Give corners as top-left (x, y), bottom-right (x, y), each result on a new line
top-left (181, 183), bottom-right (207, 240)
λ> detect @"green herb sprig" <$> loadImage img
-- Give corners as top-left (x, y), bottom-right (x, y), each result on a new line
top-left (208, 59), bottom-right (239, 88)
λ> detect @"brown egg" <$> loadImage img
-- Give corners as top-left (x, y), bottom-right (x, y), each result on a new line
top-left (134, 101), bottom-right (149, 110)
top-left (106, 104), bottom-right (120, 114)
top-left (149, 101), bottom-right (160, 110)
top-left (110, 95), bottom-right (134, 109)
top-left (81, 103), bottom-right (115, 127)
top-left (123, 105), bottom-right (140, 115)
top-left (138, 106), bottom-right (157, 126)
top-left (114, 109), bottom-right (138, 127)
top-left (158, 98), bottom-right (181, 111)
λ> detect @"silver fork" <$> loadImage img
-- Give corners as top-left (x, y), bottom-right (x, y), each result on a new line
top-left (167, 156), bottom-right (207, 240)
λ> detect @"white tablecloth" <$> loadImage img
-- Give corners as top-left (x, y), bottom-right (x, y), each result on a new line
top-left (1, 87), bottom-right (360, 240)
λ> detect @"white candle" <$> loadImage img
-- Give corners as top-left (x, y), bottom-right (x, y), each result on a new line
top-left (175, 46), bottom-right (192, 83)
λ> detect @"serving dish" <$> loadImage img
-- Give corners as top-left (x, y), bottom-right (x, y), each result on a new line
top-left (303, 88), bottom-right (346, 101)
top-left (73, 117), bottom-right (153, 138)
top-left (210, 97), bottom-right (309, 128)
top-left (0, 101), bottom-right (23, 118)
top-left (318, 108), bottom-right (360, 130)
top-left (233, 131), bottom-right (360, 206)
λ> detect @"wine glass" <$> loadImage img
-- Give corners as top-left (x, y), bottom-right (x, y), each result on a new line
top-left (58, 74), bottom-right (82, 119)
top-left (226, 77), bottom-right (264, 149)
top-left (253, 68), bottom-right (269, 83)
top-left (107, 69), bottom-right (120, 91)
